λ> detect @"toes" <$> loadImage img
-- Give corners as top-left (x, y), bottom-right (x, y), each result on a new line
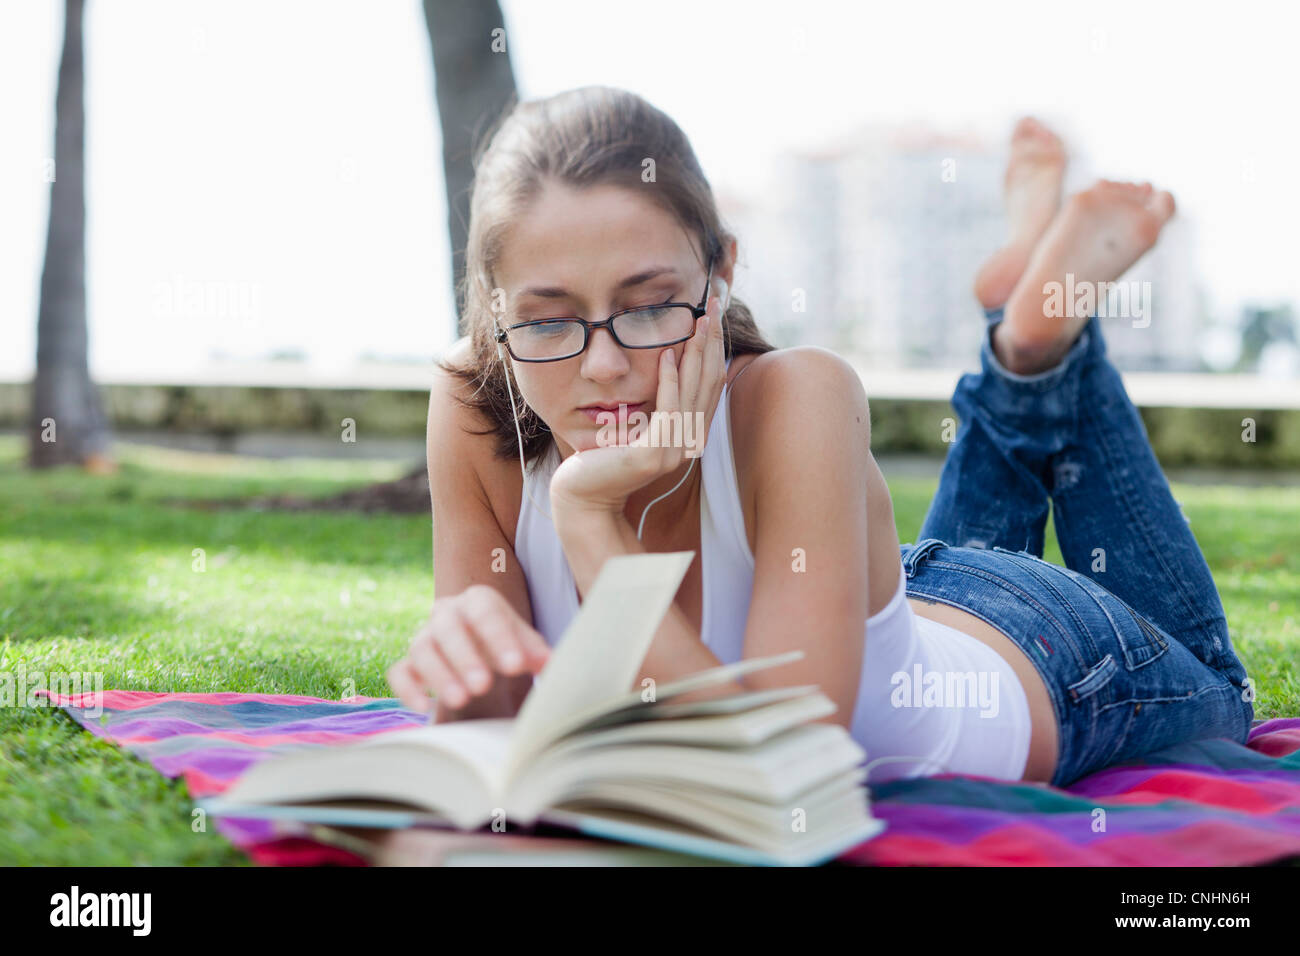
top-left (1147, 190), bottom-right (1176, 223)
top-left (1011, 116), bottom-right (1065, 155)
top-left (1094, 180), bottom-right (1155, 202)
top-left (1012, 117), bottom-right (1045, 142)
top-left (1121, 182), bottom-right (1162, 208)
top-left (1075, 181), bottom-right (1175, 239)
top-left (1076, 180), bottom-right (1117, 203)
top-left (1134, 191), bottom-right (1175, 245)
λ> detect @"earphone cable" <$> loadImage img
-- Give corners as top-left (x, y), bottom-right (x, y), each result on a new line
top-left (862, 753), bottom-right (956, 781)
top-left (499, 342), bottom-right (695, 542)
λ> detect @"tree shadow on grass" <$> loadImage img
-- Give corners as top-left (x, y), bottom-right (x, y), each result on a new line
top-left (0, 563), bottom-right (166, 644)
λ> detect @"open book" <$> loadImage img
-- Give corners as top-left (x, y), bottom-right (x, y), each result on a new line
top-left (200, 551), bottom-right (884, 866)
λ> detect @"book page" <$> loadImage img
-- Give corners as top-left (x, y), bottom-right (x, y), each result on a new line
top-left (527, 650), bottom-right (812, 742)
top-left (503, 550), bottom-right (695, 783)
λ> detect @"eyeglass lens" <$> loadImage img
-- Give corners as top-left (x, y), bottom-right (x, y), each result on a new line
top-left (508, 305), bottom-right (696, 360)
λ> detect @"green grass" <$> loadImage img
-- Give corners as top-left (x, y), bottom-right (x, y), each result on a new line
top-left (1, 436), bottom-right (1296, 865)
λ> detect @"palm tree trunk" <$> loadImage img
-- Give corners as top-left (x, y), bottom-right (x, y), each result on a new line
top-left (421, 0), bottom-right (518, 339)
top-left (30, 0), bottom-right (112, 469)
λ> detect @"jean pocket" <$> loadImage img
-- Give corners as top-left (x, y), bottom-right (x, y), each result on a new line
top-left (1104, 680), bottom-right (1244, 769)
top-left (1066, 653), bottom-right (1118, 704)
top-left (994, 548), bottom-right (1172, 672)
top-left (1116, 605), bottom-right (1172, 670)
top-left (1075, 572), bottom-right (1171, 670)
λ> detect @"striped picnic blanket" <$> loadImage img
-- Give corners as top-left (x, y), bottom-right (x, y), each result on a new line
top-left (36, 690), bottom-right (1300, 866)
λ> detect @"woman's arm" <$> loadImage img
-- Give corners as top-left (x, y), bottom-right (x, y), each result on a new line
top-left (553, 347), bottom-right (876, 725)
top-left (731, 347), bottom-right (873, 729)
top-left (423, 362), bottom-right (538, 722)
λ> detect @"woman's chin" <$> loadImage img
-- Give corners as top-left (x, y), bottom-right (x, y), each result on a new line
top-left (567, 427), bottom-right (634, 454)
top-left (563, 431), bottom-right (602, 454)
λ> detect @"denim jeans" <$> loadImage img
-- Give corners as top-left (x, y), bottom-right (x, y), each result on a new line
top-left (899, 309), bottom-right (1254, 787)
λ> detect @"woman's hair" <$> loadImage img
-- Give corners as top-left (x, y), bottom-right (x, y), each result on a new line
top-left (438, 84), bottom-right (777, 466)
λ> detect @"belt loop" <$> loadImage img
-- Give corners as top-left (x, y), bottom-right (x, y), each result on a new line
top-left (902, 538), bottom-right (947, 578)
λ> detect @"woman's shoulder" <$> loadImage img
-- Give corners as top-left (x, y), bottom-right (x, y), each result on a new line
top-left (727, 346), bottom-right (867, 436)
top-left (429, 336), bottom-right (491, 451)
top-left (726, 347), bottom-right (870, 542)
top-left (429, 336), bottom-right (524, 541)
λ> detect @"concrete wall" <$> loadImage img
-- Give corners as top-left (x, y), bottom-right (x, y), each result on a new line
top-left (2, 381), bottom-right (1297, 468)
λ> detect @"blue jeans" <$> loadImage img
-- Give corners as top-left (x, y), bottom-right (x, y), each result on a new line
top-left (899, 309), bottom-right (1254, 787)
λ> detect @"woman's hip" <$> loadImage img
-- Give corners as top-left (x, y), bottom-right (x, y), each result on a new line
top-left (898, 539), bottom-right (1253, 786)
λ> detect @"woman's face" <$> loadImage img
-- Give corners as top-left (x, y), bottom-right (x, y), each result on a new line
top-left (494, 180), bottom-right (732, 457)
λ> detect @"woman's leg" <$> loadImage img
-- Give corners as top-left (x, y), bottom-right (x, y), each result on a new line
top-left (916, 118), bottom-right (1067, 555)
top-left (912, 172), bottom-right (1252, 785)
top-left (972, 117), bottom-right (1067, 314)
top-left (937, 180), bottom-right (1248, 691)
top-left (1042, 323), bottom-right (1250, 687)
top-left (915, 328), bottom-right (1054, 554)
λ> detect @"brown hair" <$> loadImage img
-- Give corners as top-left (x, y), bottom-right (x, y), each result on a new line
top-left (438, 84), bottom-right (776, 467)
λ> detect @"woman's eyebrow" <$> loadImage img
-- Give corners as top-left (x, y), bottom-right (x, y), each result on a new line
top-left (517, 266), bottom-right (679, 299)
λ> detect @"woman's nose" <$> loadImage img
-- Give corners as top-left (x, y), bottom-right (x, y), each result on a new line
top-left (580, 326), bottom-right (630, 378)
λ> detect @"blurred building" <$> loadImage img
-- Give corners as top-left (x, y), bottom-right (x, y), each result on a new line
top-left (720, 123), bottom-right (1206, 372)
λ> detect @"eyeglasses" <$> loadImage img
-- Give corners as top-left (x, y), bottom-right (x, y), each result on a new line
top-left (495, 254), bottom-right (716, 362)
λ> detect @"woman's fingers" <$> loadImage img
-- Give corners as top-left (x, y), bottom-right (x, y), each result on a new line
top-left (433, 606), bottom-right (496, 694)
top-left (461, 586), bottom-right (551, 673)
top-left (677, 311), bottom-right (708, 413)
top-left (689, 295), bottom-right (728, 412)
top-left (388, 587), bottom-right (553, 715)
top-left (409, 637), bottom-right (468, 708)
top-left (386, 658), bottom-right (433, 712)
top-left (700, 293), bottom-right (727, 428)
top-left (459, 588), bottom-right (527, 675)
top-left (641, 346), bottom-right (680, 450)
top-left (657, 346), bottom-right (679, 413)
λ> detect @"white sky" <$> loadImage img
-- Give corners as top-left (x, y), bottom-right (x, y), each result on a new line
top-left (2, 0), bottom-right (1297, 380)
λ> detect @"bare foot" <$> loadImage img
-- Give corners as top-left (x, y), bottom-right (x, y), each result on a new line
top-left (994, 180), bottom-right (1176, 374)
top-left (973, 118), bottom-right (1067, 311)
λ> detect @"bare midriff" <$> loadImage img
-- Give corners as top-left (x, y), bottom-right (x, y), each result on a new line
top-left (907, 598), bottom-right (1060, 783)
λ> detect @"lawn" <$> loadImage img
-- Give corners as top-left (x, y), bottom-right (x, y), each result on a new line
top-left (1, 436), bottom-right (1296, 865)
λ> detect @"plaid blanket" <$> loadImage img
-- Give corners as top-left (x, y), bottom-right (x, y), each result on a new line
top-left (37, 689), bottom-right (1300, 866)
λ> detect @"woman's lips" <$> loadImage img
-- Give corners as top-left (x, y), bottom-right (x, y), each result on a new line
top-left (579, 403), bottom-right (646, 424)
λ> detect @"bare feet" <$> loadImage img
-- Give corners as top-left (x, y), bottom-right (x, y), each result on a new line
top-left (994, 180), bottom-right (1176, 374)
top-left (973, 118), bottom-right (1067, 311)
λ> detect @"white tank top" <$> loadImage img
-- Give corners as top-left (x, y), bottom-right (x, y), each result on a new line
top-left (513, 358), bottom-right (1030, 783)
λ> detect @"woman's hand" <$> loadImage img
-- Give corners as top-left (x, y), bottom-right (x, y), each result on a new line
top-left (548, 293), bottom-right (727, 518)
top-left (386, 585), bottom-right (551, 715)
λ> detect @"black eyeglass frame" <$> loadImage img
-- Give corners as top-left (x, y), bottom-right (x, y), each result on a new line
top-left (494, 253), bottom-right (716, 363)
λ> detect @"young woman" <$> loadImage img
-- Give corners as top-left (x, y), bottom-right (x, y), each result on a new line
top-left (387, 87), bottom-right (1254, 788)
